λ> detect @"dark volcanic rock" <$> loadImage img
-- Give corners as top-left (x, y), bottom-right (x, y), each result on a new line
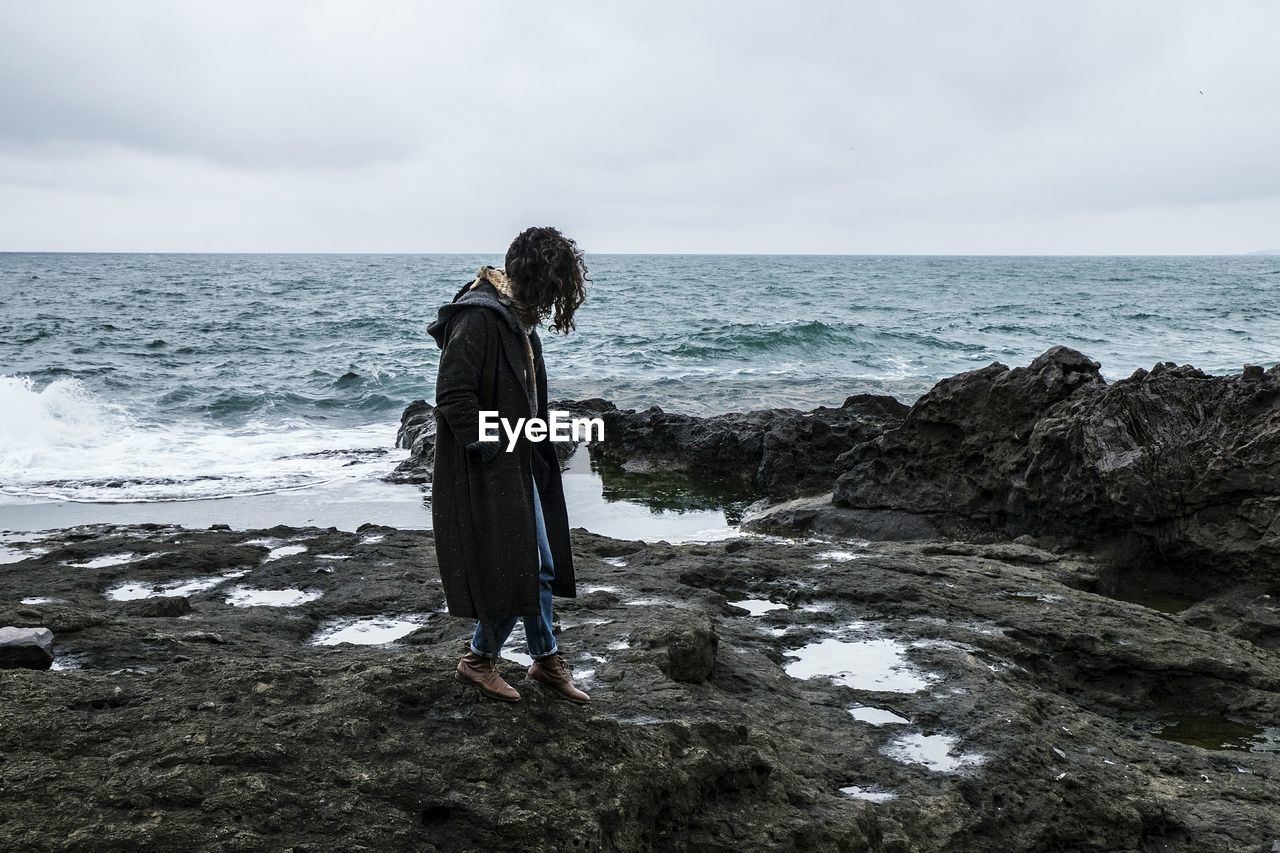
top-left (591, 393), bottom-right (909, 499)
top-left (386, 399), bottom-right (435, 484)
top-left (1, 523), bottom-right (1278, 850)
top-left (630, 610), bottom-right (719, 683)
top-left (550, 397), bottom-right (616, 463)
top-left (1, 524), bottom-right (1278, 849)
top-left (835, 346), bottom-right (1104, 529)
top-left (0, 626), bottom-right (54, 669)
top-left (833, 347), bottom-right (1280, 582)
top-left (118, 595), bottom-right (191, 618)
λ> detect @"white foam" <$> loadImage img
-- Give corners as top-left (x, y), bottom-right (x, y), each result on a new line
top-left (783, 637), bottom-right (933, 693)
top-left (0, 375), bottom-right (402, 503)
top-left (883, 733), bottom-right (984, 773)
top-left (224, 586), bottom-right (323, 607)
top-left (729, 597), bottom-right (789, 616)
top-left (310, 616), bottom-right (426, 645)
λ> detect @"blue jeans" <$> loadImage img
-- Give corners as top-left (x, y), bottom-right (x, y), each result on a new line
top-left (470, 475), bottom-right (558, 660)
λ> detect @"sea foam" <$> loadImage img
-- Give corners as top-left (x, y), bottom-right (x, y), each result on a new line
top-left (0, 375), bottom-right (402, 504)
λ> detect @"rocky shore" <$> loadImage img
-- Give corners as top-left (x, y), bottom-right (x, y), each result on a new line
top-left (4, 348), bottom-right (1280, 851)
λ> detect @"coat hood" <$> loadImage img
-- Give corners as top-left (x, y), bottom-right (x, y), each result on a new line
top-left (427, 266), bottom-right (527, 350)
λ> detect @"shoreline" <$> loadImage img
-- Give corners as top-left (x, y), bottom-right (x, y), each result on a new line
top-left (1, 450), bottom-right (738, 544)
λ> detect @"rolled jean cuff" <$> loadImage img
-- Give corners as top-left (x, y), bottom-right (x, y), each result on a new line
top-left (530, 645), bottom-right (559, 660)
top-left (468, 642), bottom-right (498, 658)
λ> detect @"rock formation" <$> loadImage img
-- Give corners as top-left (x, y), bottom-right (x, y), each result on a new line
top-left (1, 523), bottom-right (1277, 850)
top-left (386, 399), bottom-right (435, 484)
top-left (832, 347), bottom-right (1280, 583)
top-left (587, 394), bottom-right (909, 499)
top-left (0, 625), bottom-right (54, 670)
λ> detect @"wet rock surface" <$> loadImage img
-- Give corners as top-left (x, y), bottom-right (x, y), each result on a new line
top-left (3, 523), bottom-right (1278, 851)
top-left (0, 625), bottom-right (54, 669)
top-left (589, 394), bottom-right (909, 499)
top-left (832, 347), bottom-right (1280, 582)
top-left (385, 399), bottom-right (436, 484)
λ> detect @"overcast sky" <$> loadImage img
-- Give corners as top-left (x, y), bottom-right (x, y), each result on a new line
top-left (1, 2), bottom-right (1277, 254)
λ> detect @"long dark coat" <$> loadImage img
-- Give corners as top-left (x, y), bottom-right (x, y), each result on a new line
top-left (427, 278), bottom-right (576, 621)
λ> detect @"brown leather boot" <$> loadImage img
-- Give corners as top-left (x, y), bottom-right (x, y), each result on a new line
top-left (455, 647), bottom-right (521, 702)
top-left (528, 653), bottom-right (590, 703)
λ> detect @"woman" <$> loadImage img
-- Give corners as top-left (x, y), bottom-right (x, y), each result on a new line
top-left (426, 226), bottom-right (590, 704)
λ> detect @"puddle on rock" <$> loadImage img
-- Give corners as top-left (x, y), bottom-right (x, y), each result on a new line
top-left (582, 584), bottom-right (621, 594)
top-left (816, 550), bottom-right (865, 563)
top-left (360, 534), bottom-right (386, 545)
top-left (105, 573), bottom-right (238, 601)
top-left (310, 616), bottom-right (427, 645)
top-left (265, 545), bottom-right (308, 562)
top-left (1090, 567), bottom-right (1200, 614)
top-left (799, 601), bottom-right (836, 613)
top-left (50, 652), bottom-right (91, 672)
top-left (884, 733), bottom-right (984, 773)
top-left (839, 785), bottom-right (897, 803)
top-left (503, 650), bottom-right (534, 666)
top-left (20, 596), bottom-right (64, 605)
top-left (1005, 590), bottom-right (1065, 604)
top-left (1, 544), bottom-right (46, 565)
top-left (599, 557), bottom-right (628, 568)
top-left (558, 617), bottom-right (614, 629)
top-left (848, 706), bottom-right (911, 726)
top-left (65, 552), bottom-right (149, 569)
top-left (1146, 713), bottom-right (1280, 753)
top-left (729, 598), bottom-right (789, 616)
top-left (783, 636), bottom-right (934, 693)
top-left (224, 586), bottom-right (323, 607)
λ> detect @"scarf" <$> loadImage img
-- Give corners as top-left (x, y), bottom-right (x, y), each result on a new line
top-left (470, 266), bottom-right (538, 416)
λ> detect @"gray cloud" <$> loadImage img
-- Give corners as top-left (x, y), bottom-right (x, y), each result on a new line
top-left (1, 1), bottom-right (1277, 253)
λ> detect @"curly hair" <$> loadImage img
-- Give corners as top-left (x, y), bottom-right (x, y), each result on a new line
top-left (504, 226), bottom-right (588, 334)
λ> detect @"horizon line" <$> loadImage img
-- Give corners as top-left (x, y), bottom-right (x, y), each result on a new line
top-left (2, 250), bottom-right (1277, 258)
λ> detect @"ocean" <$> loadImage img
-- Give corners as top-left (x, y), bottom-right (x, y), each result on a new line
top-left (3, 253), bottom-right (1279, 515)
